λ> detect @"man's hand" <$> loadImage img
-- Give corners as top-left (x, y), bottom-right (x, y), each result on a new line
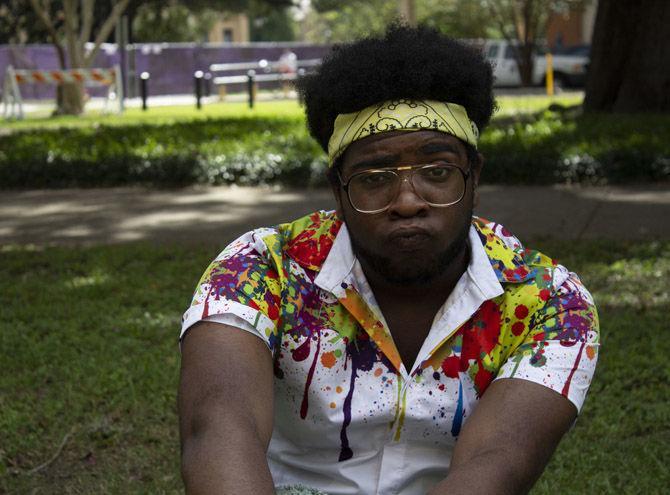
top-left (178, 322), bottom-right (275, 495)
top-left (429, 378), bottom-right (576, 495)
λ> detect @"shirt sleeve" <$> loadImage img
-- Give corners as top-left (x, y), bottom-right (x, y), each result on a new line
top-left (180, 230), bottom-right (283, 352)
top-left (495, 270), bottom-right (600, 413)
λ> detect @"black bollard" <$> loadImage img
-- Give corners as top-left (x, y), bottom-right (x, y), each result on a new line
top-left (247, 69), bottom-right (256, 109)
top-left (194, 70), bottom-right (203, 109)
top-left (140, 71), bottom-right (150, 111)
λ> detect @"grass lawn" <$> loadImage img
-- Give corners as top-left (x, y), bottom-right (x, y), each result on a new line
top-left (2, 93), bottom-right (584, 132)
top-left (1, 238), bottom-right (668, 493)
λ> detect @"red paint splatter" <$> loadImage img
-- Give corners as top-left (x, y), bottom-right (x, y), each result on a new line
top-left (458, 300), bottom-right (503, 396)
top-left (515, 305), bottom-right (529, 319)
top-left (441, 356), bottom-right (461, 378)
top-left (474, 367), bottom-right (494, 393)
top-left (292, 338), bottom-right (311, 362)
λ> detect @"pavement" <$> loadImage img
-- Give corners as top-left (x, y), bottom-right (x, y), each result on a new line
top-left (1, 184), bottom-right (669, 248)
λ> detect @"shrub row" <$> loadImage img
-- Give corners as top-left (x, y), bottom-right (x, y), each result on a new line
top-left (1, 110), bottom-right (668, 189)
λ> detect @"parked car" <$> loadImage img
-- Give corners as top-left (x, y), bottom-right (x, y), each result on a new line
top-left (482, 39), bottom-right (589, 88)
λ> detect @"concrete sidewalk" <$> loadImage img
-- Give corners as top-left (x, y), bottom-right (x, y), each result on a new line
top-left (1, 184), bottom-right (669, 247)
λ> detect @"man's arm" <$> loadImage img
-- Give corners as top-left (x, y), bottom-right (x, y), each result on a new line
top-left (178, 321), bottom-right (275, 495)
top-left (429, 377), bottom-right (576, 495)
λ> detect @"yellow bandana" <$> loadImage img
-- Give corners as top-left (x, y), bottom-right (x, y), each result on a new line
top-left (327, 99), bottom-right (479, 166)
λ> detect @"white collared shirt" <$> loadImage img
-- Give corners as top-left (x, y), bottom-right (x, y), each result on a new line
top-left (181, 212), bottom-right (599, 494)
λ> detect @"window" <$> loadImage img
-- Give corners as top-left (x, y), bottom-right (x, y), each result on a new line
top-left (223, 28), bottom-right (233, 43)
top-left (504, 45), bottom-right (518, 59)
top-left (486, 45), bottom-right (499, 59)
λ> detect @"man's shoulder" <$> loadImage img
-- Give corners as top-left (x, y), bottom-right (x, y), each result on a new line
top-left (473, 217), bottom-right (595, 309)
top-left (220, 210), bottom-right (342, 270)
top-left (472, 217), bottom-right (558, 283)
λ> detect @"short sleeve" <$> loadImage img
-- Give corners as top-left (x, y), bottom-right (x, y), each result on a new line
top-left (180, 230), bottom-right (283, 352)
top-left (496, 271), bottom-right (600, 413)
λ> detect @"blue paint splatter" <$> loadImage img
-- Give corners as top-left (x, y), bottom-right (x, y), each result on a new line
top-left (451, 380), bottom-right (463, 437)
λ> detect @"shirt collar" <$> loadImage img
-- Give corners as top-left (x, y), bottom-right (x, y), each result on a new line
top-left (285, 211), bottom-right (534, 289)
top-left (313, 222), bottom-right (356, 293)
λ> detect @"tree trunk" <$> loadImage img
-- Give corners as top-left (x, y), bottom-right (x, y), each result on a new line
top-left (55, 81), bottom-right (85, 116)
top-left (398, 0), bottom-right (417, 26)
top-left (584, 0), bottom-right (670, 113)
top-left (518, 44), bottom-right (535, 86)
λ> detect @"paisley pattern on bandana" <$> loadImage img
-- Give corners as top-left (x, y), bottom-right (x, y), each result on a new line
top-left (182, 210), bottom-right (599, 470)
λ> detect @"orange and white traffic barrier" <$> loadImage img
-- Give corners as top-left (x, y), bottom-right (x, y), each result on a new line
top-left (12, 67), bottom-right (117, 86)
top-left (2, 64), bottom-right (122, 119)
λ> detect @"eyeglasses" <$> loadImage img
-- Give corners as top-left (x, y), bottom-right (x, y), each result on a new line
top-left (337, 162), bottom-right (470, 214)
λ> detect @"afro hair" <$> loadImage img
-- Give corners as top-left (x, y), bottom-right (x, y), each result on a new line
top-left (296, 23), bottom-right (496, 154)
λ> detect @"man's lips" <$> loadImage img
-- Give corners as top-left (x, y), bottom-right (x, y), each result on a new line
top-left (387, 227), bottom-right (433, 249)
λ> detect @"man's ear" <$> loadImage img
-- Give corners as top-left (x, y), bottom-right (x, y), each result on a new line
top-left (471, 152), bottom-right (484, 208)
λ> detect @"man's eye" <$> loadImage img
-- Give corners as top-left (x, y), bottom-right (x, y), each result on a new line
top-left (422, 166), bottom-right (454, 180)
top-left (359, 173), bottom-right (393, 186)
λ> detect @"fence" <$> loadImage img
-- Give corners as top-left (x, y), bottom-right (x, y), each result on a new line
top-left (0, 42), bottom-right (331, 101)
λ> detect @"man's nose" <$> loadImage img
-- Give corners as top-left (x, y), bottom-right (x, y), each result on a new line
top-left (387, 176), bottom-right (429, 217)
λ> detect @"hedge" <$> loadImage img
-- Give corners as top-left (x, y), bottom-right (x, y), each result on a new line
top-left (0, 109), bottom-right (668, 189)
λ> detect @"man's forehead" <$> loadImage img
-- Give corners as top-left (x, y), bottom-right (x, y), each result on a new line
top-left (341, 130), bottom-right (465, 168)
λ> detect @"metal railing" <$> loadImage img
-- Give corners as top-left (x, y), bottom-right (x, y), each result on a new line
top-left (208, 58), bottom-right (321, 108)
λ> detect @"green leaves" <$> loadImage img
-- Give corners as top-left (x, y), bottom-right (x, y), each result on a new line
top-left (0, 106), bottom-right (667, 189)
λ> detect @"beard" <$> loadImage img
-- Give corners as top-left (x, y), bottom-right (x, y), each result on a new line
top-left (347, 211), bottom-right (473, 287)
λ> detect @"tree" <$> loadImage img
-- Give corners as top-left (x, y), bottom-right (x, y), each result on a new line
top-left (416, 0), bottom-right (497, 39)
top-left (132, 2), bottom-right (215, 42)
top-left (131, 0), bottom-right (295, 42)
top-left (304, 0), bottom-right (397, 43)
top-left (584, 0), bottom-right (670, 113)
top-left (304, 0), bottom-right (545, 46)
top-left (481, 0), bottom-right (587, 86)
top-left (0, 0), bottom-right (52, 44)
top-left (24, 0), bottom-right (295, 115)
top-left (28, 0), bottom-right (131, 115)
top-left (249, 0), bottom-right (296, 42)
top-left (397, 0), bottom-right (417, 25)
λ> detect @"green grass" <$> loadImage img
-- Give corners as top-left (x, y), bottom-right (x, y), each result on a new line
top-left (1, 238), bottom-right (668, 493)
top-left (1, 100), bottom-right (305, 132)
top-left (5, 94), bottom-right (667, 189)
top-left (494, 92), bottom-right (583, 117)
top-left (2, 94), bottom-right (584, 132)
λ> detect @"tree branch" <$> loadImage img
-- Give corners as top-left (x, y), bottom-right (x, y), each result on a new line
top-left (83, 0), bottom-right (130, 68)
top-left (63, 0), bottom-right (81, 67)
top-left (28, 0), bottom-right (67, 67)
top-left (79, 0), bottom-right (95, 50)
top-left (486, 0), bottom-right (516, 44)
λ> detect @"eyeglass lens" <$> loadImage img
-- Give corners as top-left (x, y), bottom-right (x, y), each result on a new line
top-left (348, 165), bottom-right (465, 212)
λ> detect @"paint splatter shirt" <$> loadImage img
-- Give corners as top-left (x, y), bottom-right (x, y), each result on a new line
top-left (181, 210), bottom-right (600, 495)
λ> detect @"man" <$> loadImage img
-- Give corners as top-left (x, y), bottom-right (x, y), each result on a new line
top-left (278, 48), bottom-right (298, 97)
top-left (179, 25), bottom-right (599, 495)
